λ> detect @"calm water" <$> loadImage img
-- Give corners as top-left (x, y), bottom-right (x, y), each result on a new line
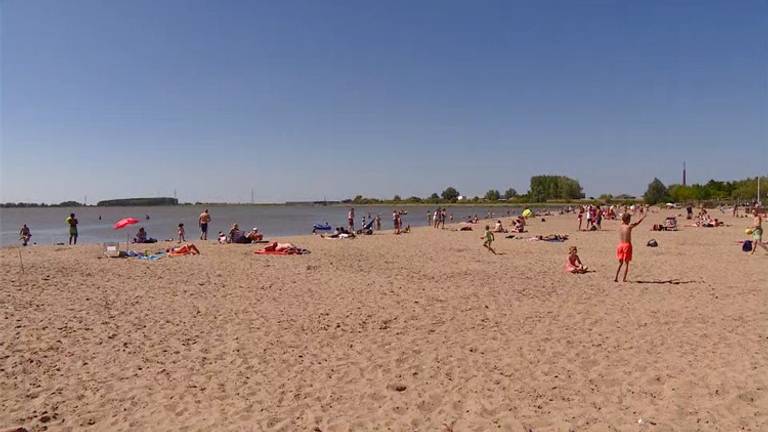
top-left (0, 205), bottom-right (529, 246)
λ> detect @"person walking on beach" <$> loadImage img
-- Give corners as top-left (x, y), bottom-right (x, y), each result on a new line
top-left (392, 210), bottom-right (400, 234)
top-left (178, 223), bottom-right (186, 243)
top-left (199, 209), bottom-right (212, 240)
top-left (749, 208), bottom-right (768, 255)
top-left (482, 225), bottom-right (496, 255)
top-left (614, 212), bottom-right (646, 282)
top-left (577, 206), bottom-right (584, 231)
top-left (440, 208), bottom-right (447, 229)
top-left (348, 207), bottom-right (355, 231)
top-left (375, 214), bottom-right (381, 231)
top-left (593, 206), bottom-right (603, 229)
top-left (66, 213), bottom-right (78, 245)
top-left (19, 224), bottom-right (31, 246)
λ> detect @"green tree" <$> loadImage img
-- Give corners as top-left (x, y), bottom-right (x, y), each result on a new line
top-left (484, 189), bottom-right (501, 201)
top-left (529, 175), bottom-right (583, 202)
top-left (393, 195), bottom-right (402, 202)
top-left (667, 185), bottom-right (696, 203)
top-left (643, 178), bottom-right (669, 204)
top-left (503, 188), bottom-right (518, 199)
top-left (441, 187), bottom-right (460, 202)
top-left (429, 193), bottom-right (440, 200)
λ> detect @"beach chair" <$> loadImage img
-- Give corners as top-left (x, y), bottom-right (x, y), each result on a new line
top-left (103, 242), bottom-right (121, 258)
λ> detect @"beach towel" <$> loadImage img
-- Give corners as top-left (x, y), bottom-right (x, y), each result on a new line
top-left (255, 242), bottom-right (310, 255)
top-left (136, 252), bottom-right (166, 261)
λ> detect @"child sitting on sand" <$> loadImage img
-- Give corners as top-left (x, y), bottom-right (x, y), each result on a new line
top-left (614, 212), bottom-right (646, 282)
top-left (482, 225), bottom-right (496, 255)
top-left (493, 220), bottom-right (507, 233)
top-left (565, 246), bottom-right (588, 274)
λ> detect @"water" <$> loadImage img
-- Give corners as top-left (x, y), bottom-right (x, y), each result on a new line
top-left (0, 205), bottom-right (530, 247)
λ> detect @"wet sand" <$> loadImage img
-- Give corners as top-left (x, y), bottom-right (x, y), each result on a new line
top-left (1, 211), bottom-right (766, 431)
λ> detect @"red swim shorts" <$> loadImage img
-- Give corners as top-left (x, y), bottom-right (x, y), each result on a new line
top-left (616, 242), bottom-right (633, 262)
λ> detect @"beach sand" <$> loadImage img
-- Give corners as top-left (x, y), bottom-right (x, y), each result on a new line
top-left (1, 211), bottom-right (766, 431)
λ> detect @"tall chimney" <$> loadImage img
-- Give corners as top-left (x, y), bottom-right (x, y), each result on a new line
top-left (682, 161), bottom-right (687, 186)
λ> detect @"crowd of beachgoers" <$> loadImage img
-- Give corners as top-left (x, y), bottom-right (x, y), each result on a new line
top-left (13, 201), bottom-right (768, 277)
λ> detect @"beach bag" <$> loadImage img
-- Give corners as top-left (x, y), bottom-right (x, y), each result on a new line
top-left (646, 239), bottom-right (658, 247)
top-left (742, 240), bottom-right (753, 252)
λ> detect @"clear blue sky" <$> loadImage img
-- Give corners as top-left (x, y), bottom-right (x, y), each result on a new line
top-left (1, 0), bottom-right (766, 203)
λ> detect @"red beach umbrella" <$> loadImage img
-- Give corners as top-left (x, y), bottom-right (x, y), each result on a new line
top-left (113, 217), bottom-right (140, 230)
top-left (113, 217), bottom-right (140, 250)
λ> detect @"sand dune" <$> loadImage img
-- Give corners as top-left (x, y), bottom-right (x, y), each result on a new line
top-left (1, 211), bottom-right (766, 431)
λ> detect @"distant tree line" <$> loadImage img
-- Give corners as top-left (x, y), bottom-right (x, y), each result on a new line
top-left (643, 177), bottom-right (767, 205)
top-left (344, 175), bottom-right (585, 204)
top-left (0, 201), bottom-right (84, 208)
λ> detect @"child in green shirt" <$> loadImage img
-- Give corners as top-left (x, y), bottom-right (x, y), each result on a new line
top-left (482, 225), bottom-right (496, 255)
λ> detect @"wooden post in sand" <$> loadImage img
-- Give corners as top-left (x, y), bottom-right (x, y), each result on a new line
top-left (17, 247), bottom-right (24, 274)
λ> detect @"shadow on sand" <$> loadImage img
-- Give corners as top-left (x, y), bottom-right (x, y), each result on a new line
top-left (633, 279), bottom-right (699, 285)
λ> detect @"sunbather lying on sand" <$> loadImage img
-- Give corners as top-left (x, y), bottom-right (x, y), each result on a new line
top-left (322, 227), bottom-right (355, 239)
top-left (166, 243), bottom-right (200, 256)
top-left (526, 234), bottom-right (569, 242)
top-left (255, 242), bottom-right (309, 255)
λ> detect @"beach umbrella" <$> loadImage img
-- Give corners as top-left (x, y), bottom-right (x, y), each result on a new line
top-left (113, 217), bottom-right (140, 249)
top-left (113, 217), bottom-right (140, 230)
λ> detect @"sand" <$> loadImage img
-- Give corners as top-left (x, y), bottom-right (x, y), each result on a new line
top-left (1, 210), bottom-right (766, 431)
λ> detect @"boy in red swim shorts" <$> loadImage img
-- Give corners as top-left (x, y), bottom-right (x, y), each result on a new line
top-left (614, 211), bottom-right (646, 282)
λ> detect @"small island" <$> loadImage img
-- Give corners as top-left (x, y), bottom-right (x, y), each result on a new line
top-left (96, 197), bottom-right (178, 207)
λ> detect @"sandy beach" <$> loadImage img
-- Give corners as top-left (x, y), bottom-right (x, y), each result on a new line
top-left (1, 211), bottom-right (766, 431)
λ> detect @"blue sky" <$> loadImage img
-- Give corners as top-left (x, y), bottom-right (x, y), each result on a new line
top-left (1, 0), bottom-right (766, 203)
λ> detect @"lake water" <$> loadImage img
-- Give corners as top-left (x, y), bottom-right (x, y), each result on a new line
top-left (0, 205), bottom-right (531, 247)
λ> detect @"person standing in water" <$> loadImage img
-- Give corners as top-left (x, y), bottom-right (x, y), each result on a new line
top-left (199, 208), bottom-right (212, 240)
top-left (347, 207), bottom-right (355, 231)
top-left (19, 224), bottom-right (31, 246)
top-left (66, 213), bottom-right (78, 245)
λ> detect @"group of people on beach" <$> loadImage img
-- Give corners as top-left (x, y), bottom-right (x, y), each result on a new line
top-left (15, 204), bottom-right (768, 271)
top-left (428, 208), bottom-right (449, 229)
